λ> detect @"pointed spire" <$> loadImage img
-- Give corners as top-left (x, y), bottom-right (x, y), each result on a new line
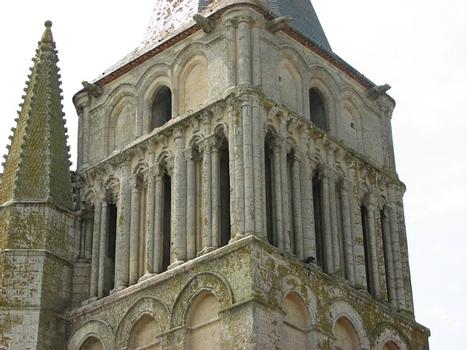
top-left (0, 21), bottom-right (73, 209)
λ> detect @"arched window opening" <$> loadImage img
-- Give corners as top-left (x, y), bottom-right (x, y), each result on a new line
top-left (80, 336), bottom-right (104, 350)
top-left (161, 173), bottom-right (172, 272)
top-left (361, 205), bottom-right (374, 296)
top-left (151, 87), bottom-right (172, 130)
top-left (264, 135), bottom-right (276, 246)
top-left (313, 173), bottom-right (325, 270)
top-left (128, 314), bottom-right (161, 350)
top-left (309, 88), bottom-right (327, 131)
top-left (383, 341), bottom-right (400, 350)
top-left (282, 293), bottom-right (310, 350)
top-left (333, 317), bottom-right (360, 350)
top-left (186, 292), bottom-right (221, 350)
top-left (219, 138), bottom-right (231, 247)
top-left (104, 202), bottom-right (117, 296)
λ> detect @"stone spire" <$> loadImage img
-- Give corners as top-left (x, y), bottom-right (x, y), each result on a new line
top-left (0, 21), bottom-right (73, 209)
top-left (142, 0), bottom-right (331, 51)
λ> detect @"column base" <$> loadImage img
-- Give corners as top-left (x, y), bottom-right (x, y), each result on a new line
top-left (110, 285), bottom-right (127, 294)
top-left (138, 273), bottom-right (156, 282)
top-left (197, 246), bottom-right (217, 256)
top-left (82, 297), bottom-right (98, 306)
top-left (168, 260), bottom-right (185, 270)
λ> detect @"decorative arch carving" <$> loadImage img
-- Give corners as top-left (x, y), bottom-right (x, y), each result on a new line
top-left (330, 300), bottom-right (370, 349)
top-left (107, 95), bottom-right (137, 152)
top-left (170, 272), bottom-right (233, 328)
top-left (115, 296), bottom-right (170, 348)
top-left (372, 323), bottom-right (409, 350)
top-left (67, 319), bottom-right (114, 350)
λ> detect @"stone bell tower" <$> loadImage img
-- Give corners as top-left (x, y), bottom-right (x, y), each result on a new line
top-left (1, 0), bottom-right (430, 349)
top-left (0, 21), bottom-right (75, 349)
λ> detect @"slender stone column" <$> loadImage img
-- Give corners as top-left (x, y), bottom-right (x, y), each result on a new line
top-left (74, 92), bottom-right (90, 168)
top-left (114, 161), bottom-right (131, 291)
top-left (224, 19), bottom-right (237, 88)
top-left (241, 97), bottom-right (255, 234)
top-left (142, 164), bottom-right (156, 278)
top-left (291, 154), bottom-right (304, 259)
top-left (170, 127), bottom-right (187, 267)
top-left (301, 152), bottom-right (315, 260)
top-left (272, 143), bottom-right (284, 249)
top-left (237, 17), bottom-right (252, 85)
top-left (201, 140), bottom-right (213, 252)
top-left (251, 95), bottom-right (265, 237)
top-left (211, 140), bottom-right (220, 249)
top-left (340, 181), bottom-right (356, 285)
top-left (89, 201), bottom-right (101, 299)
top-left (185, 150), bottom-right (197, 260)
top-left (280, 142), bottom-right (291, 253)
top-left (232, 103), bottom-right (245, 240)
top-left (389, 186), bottom-right (406, 310)
top-left (367, 200), bottom-right (382, 298)
top-left (382, 208), bottom-right (397, 307)
top-left (251, 21), bottom-right (261, 87)
top-left (226, 101), bottom-right (238, 238)
top-left (153, 169), bottom-right (163, 273)
top-left (129, 178), bottom-right (141, 285)
top-left (328, 174), bottom-right (341, 275)
top-left (321, 173), bottom-right (334, 274)
top-left (98, 201), bottom-right (109, 298)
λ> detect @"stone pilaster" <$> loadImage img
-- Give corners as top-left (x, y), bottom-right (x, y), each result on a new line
top-left (366, 196), bottom-right (382, 299)
top-left (340, 180), bottom-right (356, 285)
top-left (320, 170), bottom-right (334, 274)
top-left (89, 201), bottom-right (101, 300)
top-left (153, 167), bottom-right (164, 274)
top-left (381, 207), bottom-right (397, 307)
top-left (141, 153), bottom-right (156, 279)
top-left (290, 153), bottom-right (304, 259)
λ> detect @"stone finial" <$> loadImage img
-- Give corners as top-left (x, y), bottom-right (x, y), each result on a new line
top-left (367, 84), bottom-right (391, 100)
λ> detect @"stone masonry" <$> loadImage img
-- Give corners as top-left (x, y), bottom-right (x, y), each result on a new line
top-left (0, 1), bottom-right (430, 349)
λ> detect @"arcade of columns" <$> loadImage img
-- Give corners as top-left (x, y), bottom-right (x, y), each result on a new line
top-left (77, 94), bottom-right (412, 313)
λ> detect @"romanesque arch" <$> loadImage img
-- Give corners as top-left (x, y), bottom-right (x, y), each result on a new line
top-left (281, 292), bottom-right (311, 350)
top-left (67, 319), bottom-right (114, 350)
top-left (171, 272), bottom-right (233, 328)
top-left (115, 296), bottom-right (169, 349)
top-left (108, 95), bottom-right (137, 152)
top-left (178, 54), bottom-right (208, 114)
top-left (185, 291), bottom-right (222, 350)
top-left (330, 300), bottom-right (370, 349)
top-left (372, 324), bottom-right (409, 350)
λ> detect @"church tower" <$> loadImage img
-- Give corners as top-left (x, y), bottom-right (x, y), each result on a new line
top-left (1, 0), bottom-right (430, 349)
top-left (0, 22), bottom-right (75, 348)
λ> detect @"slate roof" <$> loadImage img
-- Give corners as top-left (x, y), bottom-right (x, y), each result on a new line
top-left (0, 21), bottom-right (73, 209)
top-left (94, 0), bottom-right (331, 83)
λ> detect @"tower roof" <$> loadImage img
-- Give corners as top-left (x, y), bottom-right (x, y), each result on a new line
top-left (0, 21), bottom-right (73, 209)
top-left (142, 0), bottom-right (331, 51)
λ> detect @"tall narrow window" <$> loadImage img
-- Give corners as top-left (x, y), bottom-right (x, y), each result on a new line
top-left (106, 203), bottom-right (117, 295)
top-left (309, 88), bottom-right (327, 131)
top-left (219, 138), bottom-right (231, 247)
top-left (151, 87), bottom-right (172, 130)
top-left (361, 205), bottom-right (373, 295)
top-left (265, 138), bottom-right (275, 246)
top-left (313, 174), bottom-right (325, 269)
top-left (161, 173), bottom-right (171, 272)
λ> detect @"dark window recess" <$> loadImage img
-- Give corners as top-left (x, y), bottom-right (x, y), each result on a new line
top-left (265, 141), bottom-right (275, 246)
top-left (313, 175), bottom-right (325, 270)
top-left (106, 203), bottom-right (117, 294)
top-left (162, 174), bottom-right (172, 272)
top-left (151, 87), bottom-right (172, 130)
top-left (361, 205), bottom-right (374, 296)
top-left (219, 139), bottom-right (231, 247)
top-left (309, 89), bottom-right (327, 131)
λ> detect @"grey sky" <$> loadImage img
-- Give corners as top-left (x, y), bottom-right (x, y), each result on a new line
top-left (0, 1), bottom-right (465, 347)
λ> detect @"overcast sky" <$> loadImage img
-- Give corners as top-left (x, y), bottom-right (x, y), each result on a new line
top-left (0, 1), bottom-right (465, 348)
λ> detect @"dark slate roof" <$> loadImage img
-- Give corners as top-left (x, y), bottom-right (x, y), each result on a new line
top-left (95, 0), bottom-right (331, 82)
